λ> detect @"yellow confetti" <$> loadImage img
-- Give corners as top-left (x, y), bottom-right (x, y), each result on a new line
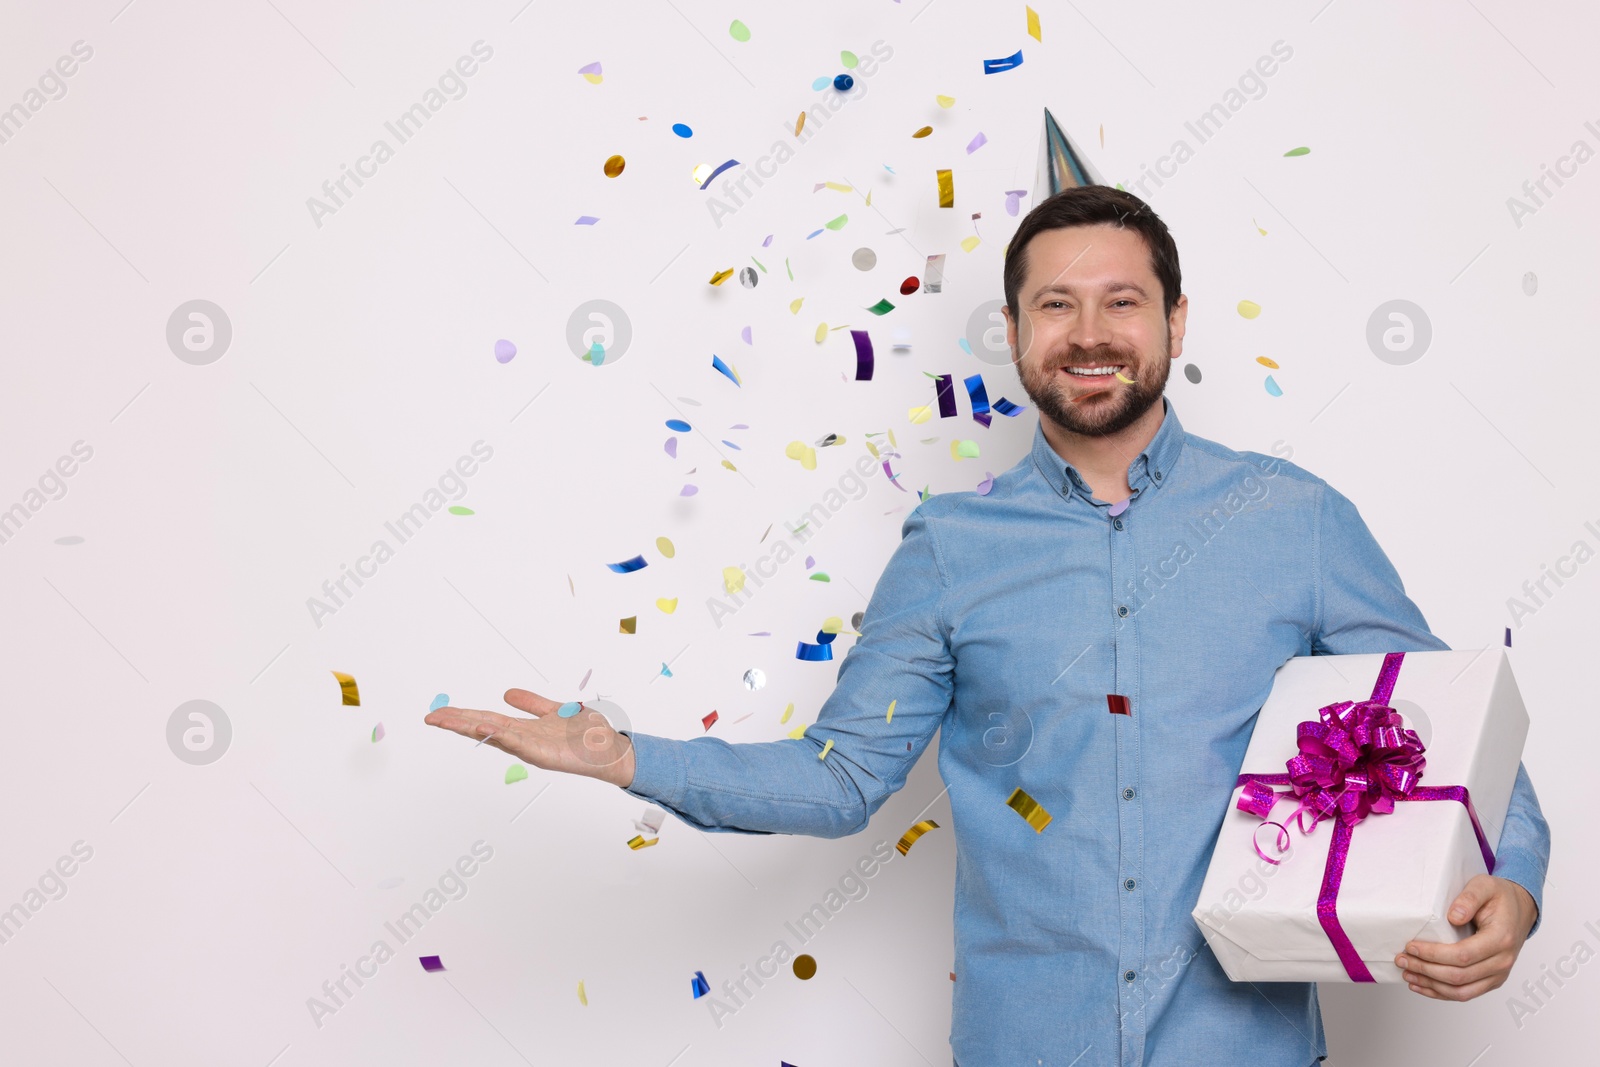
top-left (818, 739), bottom-right (834, 760)
top-left (886, 699), bottom-right (896, 723)
top-left (897, 819), bottom-right (940, 855)
top-left (865, 188), bottom-right (872, 207)
top-left (795, 111), bottom-right (806, 136)
top-left (331, 671), bottom-right (360, 706)
top-left (723, 567), bottom-right (746, 594)
top-left (577, 980), bottom-right (588, 1005)
top-left (909, 404), bottom-right (934, 424)
top-left (1100, 123), bottom-right (1105, 148)
top-left (1114, 369), bottom-right (1137, 384)
top-left (710, 268), bottom-right (734, 286)
top-left (821, 616), bottom-right (843, 634)
top-left (1256, 356), bottom-right (1280, 369)
top-left (781, 701), bottom-right (795, 724)
top-left (656, 536), bottom-right (675, 558)
top-left (656, 597), bottom-right (678, 614)
top-left (888, 428), bottom-right (897, 449)
top-left (691, 162), bottom-right (712, 185)
top-left (721, 459), bottom-right (737, 471)
top-left (802, 447), bottom-right (816, 470)
top-left (824, 181), bottom-right (852, 192)
top-left (865, 439), bottom-right (881, 459)
top-left (815, 322), bottom-right (829, 343)
top-left (937, 169), bottom-right (954, 208)
top-left (788, 722), bottom-right (808, 739)
top-left (1026, 5), bottom-right (1041, 41)
top-left (912, 125), bottom-right (933, 139)
top-left (626, 835), bottom-right (659, 850)
top-left (1237, 299), bottom-right (1262, 319)
top-left (1253, 217), bottom-right (1267, 236)
top-left (619, 615), bottom-right (637, 634)
top-left (1006, 787), bottom-right (1052, 832)
top-left (960, 235), bottom-right (981, 252)
top-left (790, 297), bottom-right (804, 314)
top-left (936, 94), bottom-right (956, 108)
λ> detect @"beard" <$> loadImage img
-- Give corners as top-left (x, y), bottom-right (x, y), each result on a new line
top-left (1015, 328), bottom-right (1171, 438)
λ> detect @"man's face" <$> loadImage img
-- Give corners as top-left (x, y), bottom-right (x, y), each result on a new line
top-left (1004, 223), bottom-right (1187, 437)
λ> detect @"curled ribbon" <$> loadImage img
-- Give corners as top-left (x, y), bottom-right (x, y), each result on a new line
top-left (1234, 652), bottom-right (1495, 982)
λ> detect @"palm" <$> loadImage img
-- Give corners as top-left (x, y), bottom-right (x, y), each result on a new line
top-left (424, 688), bottom-right (632, 782)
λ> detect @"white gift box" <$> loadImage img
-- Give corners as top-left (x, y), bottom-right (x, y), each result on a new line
top-left (1191, 648), bottom-right (1529, 983)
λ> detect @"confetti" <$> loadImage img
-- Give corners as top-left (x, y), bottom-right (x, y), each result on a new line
top-left (742, 668), bottom-right (766, 691)
top-left (912, 125), bottom-right (933, 139)
top-left (741, 325), bottom-right (753, 344)
top-left (964, 373), bottom-right (993, 425)
top-left (785, 441), bottom-right (819, 469)
top-left (841, 49), bottom-right (858, 69)
top-left (664, 437), bottom-right (678, 458)
top-left (937, 169), bottom-right (954, 207)
top-left (506, 764), bottom-right (528, 784)
top-left (983, 50), bottom-right (1024, 74)
top-left (702, 710), bottom-right (719, 731)
top-left (1283, 146), bottom-right (1310, 157)
top-left (332, 671), bottom-right (360, 706)
top-left (1237, 300), bottom-right (1262, 319)
top-left (691, 162), bottom-right (713, 185)
top-left (1264, 375), bottom-right (1283, 397)
top-left (852, 329), bottom-right (875, 380)
top-left (419, 955), bottom-right (445, 972)
top-left (834, 74), bottom-right (854, 91)
top-left (680, 484), bottom-right (698, 496)
top-left (494, 339), bottom-right (517, 363)
top-left (557, 702), bottom-right (583, 717)
top-left (966, 132), bottom-right (988, 154)
top-left (1006, 787), bottom-right (1052, 832)
top-left (607, 554), bottom-right (648, 573)
top-left (994, 397), bottom-right (1025, 416)
top-left (656, 598), bottom-right (678, 614)
top-left (619, 615), bottom-right (637, 634)
top-left (1256, 356), bottom-right (1279, 369)
top-left (960, 235), bottom-right (981, 253)
top-left (866, 298), bottom-right (895, 315)
top-left (793, 953), bottom-right (818, 979)
top-left (700, 159), bottom-right (741, 188)
top-left (811, 76), bottom-right (831, 91)
top-left (627, 835), bottom-right (659, 849)
top-left (795, 111), bottom-right (805, 136)
top-left (1107, 694), bottom-right (1131, 716)
top-left (447, 505), bottom-right (474, 515)
top-left (586, 342), bottom-right (606, 365)
top-left (729, 19), bottom-right (751, 41)
top-left (780, 702), bottom-right (795, 724)
top-left (852, 247), bottom-right (878, 271)
top-left (577, 62), bottom-right (602, 84)
top-left (899, 276), bottom-right (920, 295)
top-left (788, 722), bottom-right (808, 739)
top-left (923, 254), bottom-right (946, 293)
top-left (636, 808), bottom-right (666, 836)
top-left (429, 693), bottom-right (450, 713)
top-left (796, 640), bottom-right (833, 661)
top-left (739, 267), bottom-right (759, 288)
top-left (1026, 5), bottom-right (1041, 40)
top-left (660, 662), bottom-right (673, 677)
top-left (808, 572), bottom-right (830, 582)
top-left (574, 215), bottom-right (599, 225)
top-left (815, 323), bottom-right (829, 343)
top-left (1108, 498), bottom-right (1130, 517)
top-left (1184, 363), bottom-right (1202, 384)
top-left (711, 354), bottom-right (742, 385)
top-left (897, 819), bottom-right (940, 855)
top-left (672, 122), bottom-right (693, 138)
top-left (1505, 627), bottom-right (1512, 647)
top-left (709, 268), bottom-right (734, 286)
top-left (886, 699), bottom-right (897, 723)
top-left (818, 739), bottom-right (834, 760)
top-left (577, 980), bottom-right (587, 1006)
top-left (1113, 370), bottom-right (1136, 385)
top-left (951, 439), bottom-right (980, 460)
top-left (1004, 189), bottom-right (1028, 216)
top-left (1522, 272), bottom-right (1538, 296)
top-left (691, 971), bottom-right (711, 998)
top-left (579, 668), bottom-right (592, 689)
top-left (371, 722), bottom-right (385, 742)
top-left (825, 213), bottom-right (849, 230)
top-left (603, 154), bottom-right (625, 177)
top-left (723, 566), bottom-right (747, 594)
top-left (1254, 217), bottom-right (1268, 236)
top-left (936, 94), bottom-right (956, 108)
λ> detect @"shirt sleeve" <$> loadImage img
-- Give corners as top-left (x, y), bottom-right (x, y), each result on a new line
top-left (1313, 481), bottom-right (1551, 935)
top-left (616, 501), bottom-right (956, 838)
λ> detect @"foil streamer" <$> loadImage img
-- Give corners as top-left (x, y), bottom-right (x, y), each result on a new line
top-left (936, 169), bottom-right (954, 208)
top-left (606, 555), bottom-right (648, 573)
top-left (1006, 787), bottom-right (1052, 832)
top-left (331, 671), bottom-right (360, 706)
top-left (923, 254), bottom-right (946, 293)
top-left (1106, 694), bottom-right (1131, 716)
top-left (935, 374), bottom-right (957, 418)
top-left (982, 50), bottom-right (1024, 74)
top-left (897, 819), bottom-right (941, 855)
top-left (963, 373), bottom-right (992, 427)
top-left (851, 329), bottom-right (874, 380)
top-left (795, 640), bottom-right (834, 661)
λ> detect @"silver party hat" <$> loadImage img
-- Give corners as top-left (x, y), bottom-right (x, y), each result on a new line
top-left (1035, 108), bottom-right (1104, 199)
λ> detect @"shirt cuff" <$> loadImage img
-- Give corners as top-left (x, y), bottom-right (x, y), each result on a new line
top-left (617, 731), bottom-right (687, 808)
top-left (1491, 846), bottom-right (1546, 939)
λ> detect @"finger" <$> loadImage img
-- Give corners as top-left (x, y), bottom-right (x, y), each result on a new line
top-left (1397, 948), bottom-right (1510, 987)
top-left (1446, 873), bottom-right (1496, 926)
top-left (1405, 969), bottom-right (1504, 1002)
top-left (504, 688), bottom-right (564, 717)
top-left (1402, 926), bottom-right (1510, 969)
top-left (424, 707), bottom-right (522, 738)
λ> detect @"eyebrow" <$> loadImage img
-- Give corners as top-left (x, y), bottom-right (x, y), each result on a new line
top-left (1030, 282), bottom-right (1150, 303)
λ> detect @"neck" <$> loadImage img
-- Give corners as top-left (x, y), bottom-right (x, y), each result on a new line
top-left (1040, 397), bottom-right (1167, 502)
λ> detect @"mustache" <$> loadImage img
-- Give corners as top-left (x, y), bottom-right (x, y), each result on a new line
top-left (1041, 344), bottom-right (1138, 370)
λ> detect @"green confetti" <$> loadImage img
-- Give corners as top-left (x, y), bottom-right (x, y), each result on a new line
top-left (751, 256), bottom-right (766, 273)
top-left (448, 505), bottom-right (474, 515)
top-left (955, 440), bottom-right (981, 458)
top-left (729, 19), bottom-right (751, 42)
top-left (505, 764), bottom-right (528, 784)
top-left (808, 572), bottom-right (831, 582)
top-left (786, 257), bottom-right (793, 281)
top-left (866, 298), bottom-right (895, 315)
top-left (824, 213), bottom-right (848, 230)
top-left (841, 50), bottom-right (858, 69)
top-left (1283, 146), bottom-right (1310, 157)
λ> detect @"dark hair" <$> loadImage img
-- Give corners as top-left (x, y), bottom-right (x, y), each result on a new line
top-left (1003, 186), bottom-right (1182, 323)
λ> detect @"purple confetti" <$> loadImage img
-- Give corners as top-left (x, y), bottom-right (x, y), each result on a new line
top-left (664, 437), bottom-right (678, 458)
top-left (805, 556), bottom-right (815, 568)
top-left (1108, 498), bottom-right (1130, 518)
top-left (1004, 189), bottom-right (1027, 216)
top-left (575, 215), bottom-right (599, 225)
top-left (680, 484), bottom-right (698, 496)
top-left (851, 329), bottom-right (874, 381)
top-left (419, 955), bottom-right (445, 972)
top-left (494, 339), bottom-right (517, 363)
top-left (934, 374), bottom-right (957, 418)
top-left (966, 132), bottom-right (988, 154)
top-left (1505, 627), bottom-right (1512, 647)
top-left (977, 472), bottom-right (995, 496)
top-left (699, 159), bottom-right (740, 188)
top-left (761, 234), bottom-right (774, 247)
top-left (740, 325), bottom-right (752, 344)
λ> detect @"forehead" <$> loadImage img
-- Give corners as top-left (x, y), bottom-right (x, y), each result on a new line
top-left (1020, 223), bottom-right (1156, 290)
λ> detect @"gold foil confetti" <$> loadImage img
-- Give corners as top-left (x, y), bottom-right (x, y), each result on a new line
top-left (897, 819), bottom-right (940, 855)
top-left (1006, 787), bottom-right (1052, 832)
top-left (619, 615), bottom-right (637, 634)
top-left (793, 953), bottom-right (818, 979)
top-left (795, 111), bottom-right (806, 136)
top-left (331, 671), bottom-right (360, 706)
top-left (912, 125), bottom-right (933, 139)
top-left (627, 835), bottom-right (659, 850)
top-left (1026, 5), bottom-right (1042, 41)
top-left (710, 268), bottom-right (735, 286)
top-left (937, 169), bottom-right (954, 208)
top-left (603, 154), bottom-right (625, 177)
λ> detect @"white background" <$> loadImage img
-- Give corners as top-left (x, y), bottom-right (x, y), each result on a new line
top-left (0, 1), bottom-right (1595, 1064)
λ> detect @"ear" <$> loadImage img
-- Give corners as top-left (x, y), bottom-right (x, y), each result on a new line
top-left (1168, 293), bottom-right (1189, 361)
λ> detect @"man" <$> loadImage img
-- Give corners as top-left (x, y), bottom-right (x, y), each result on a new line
top-left (426, 186), bottom-right (1550, 1066)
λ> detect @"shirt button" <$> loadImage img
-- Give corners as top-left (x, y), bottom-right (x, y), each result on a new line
top-left (1112, 518), bottom-right (1124, 531)
top-left (1124, 877), bottom-right (1137, 891)
top-left (1153, 471), bottom-right (1162, 481)
top-left (1117, 605), bottom-right (1129, 618)
top-left (1124, 970), bottom-right (1137, 982)
top-left (1122, 787), bottom-right (1136, 801)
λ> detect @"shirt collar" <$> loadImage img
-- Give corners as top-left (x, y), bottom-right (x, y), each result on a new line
top-left (1029, 396), bottom-right (1186, 505)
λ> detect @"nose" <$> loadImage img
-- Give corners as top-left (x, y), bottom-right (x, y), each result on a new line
top-left (1063, 302), bottom-right (1112, 357)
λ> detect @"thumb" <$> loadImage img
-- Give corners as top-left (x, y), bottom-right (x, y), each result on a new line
top-left (504, 688), bottom-right (562, 716)
top-left (1449, 874), bottom-right (1494, 925)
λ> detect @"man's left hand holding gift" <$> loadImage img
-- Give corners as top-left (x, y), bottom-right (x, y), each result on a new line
top-left (1395, 874), bottom-right (1539, 1000)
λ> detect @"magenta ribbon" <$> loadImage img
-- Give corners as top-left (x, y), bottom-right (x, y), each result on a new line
top-left (1234, 652), bottom-right (1496, 982)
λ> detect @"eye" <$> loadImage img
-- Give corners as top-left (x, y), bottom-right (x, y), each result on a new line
top-left (1042, 300), bottom-right (1068, 310)
top-left (1110, 299), bottom-right (1135, 308)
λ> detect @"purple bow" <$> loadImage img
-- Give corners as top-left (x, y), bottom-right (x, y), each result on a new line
top-left (1234, 653), bottom-right (1495, 982)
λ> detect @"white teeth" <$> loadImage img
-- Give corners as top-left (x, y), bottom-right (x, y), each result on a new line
top-left (1066, 365), bottom-right (1120, 376)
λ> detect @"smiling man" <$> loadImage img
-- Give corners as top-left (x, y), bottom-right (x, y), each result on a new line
top-left (426, 185), bottom-right (1551, 1067)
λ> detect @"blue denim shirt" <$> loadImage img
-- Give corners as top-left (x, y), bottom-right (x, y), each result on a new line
top-left (621, 397), bottom-right (1550, 1067)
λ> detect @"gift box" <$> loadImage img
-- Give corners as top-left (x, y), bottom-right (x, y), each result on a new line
top-left (1191, 648), bottom-right (1528, 983)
